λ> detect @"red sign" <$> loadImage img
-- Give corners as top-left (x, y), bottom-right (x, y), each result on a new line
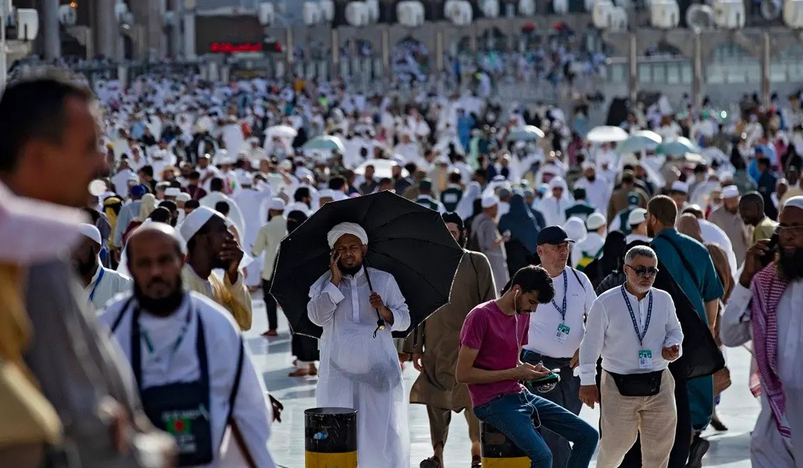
top-left (209, 42), bottom-right (264, 53)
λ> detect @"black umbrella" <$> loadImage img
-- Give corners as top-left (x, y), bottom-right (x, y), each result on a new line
top-left (271, 191), bottom-right (464, 339)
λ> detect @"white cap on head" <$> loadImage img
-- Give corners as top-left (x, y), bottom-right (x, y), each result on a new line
top-left (176, 193), bottom-right (191, 203)
top-left (481, 194), bottom-right (499, 209)
top-left (178, 206), bottom-right (224, 242)
top-left (671, 181), bottom-right (689, 193)
top-left (549, 177), bottom-right (565, 189)
top-left (79, 223), bottom-right (102, 245)
top-left (435, 155), bottom-right (451, 165)
top-left (581, 161), bottom-right (596, 171)
top-left (164, 187), bottom-right (181, 197)
top-left (783, 195), bottom-right (803, 210)
top-left (628, 208), bottom-right (647, 226)
top-left (719, 171), bottom-right (734, 182)
top-left (586, 213), bottom-right (607, 230)
top-left (239, 173), bottom-right (253, 187)
top-left (268, 197), bottom-right (286, 211)
top-left (722, 185), bottom-right (740, 199)
top-left (327, 222), bottom-right (368, 249)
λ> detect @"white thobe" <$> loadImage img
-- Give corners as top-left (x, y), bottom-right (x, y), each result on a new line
top-left (233, 188), bottom-right (273, 287)
top-left (199, 192), bottom-right (246, 240)
top-left (221, 124), bottom-right (244, 155)
top-left (721, 280), bottom-right (803, 468)
top-left (698, 219), bottom-right (738, 276)
top-left (100, 293), bottom-right (276, 468)
top-left (307, 267), bottom-right (411, 468)
top-left (573, 177), bottom-right (611, 212)
top-left (539, 196), bottom-right (573, 227)
top-left (82, 265), bottom-right (133, 312)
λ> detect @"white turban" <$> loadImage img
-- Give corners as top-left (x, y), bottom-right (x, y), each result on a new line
top-left (327, 222), bottom-right (368, 249)
top-left (179, 206), bottom-right (224, 242)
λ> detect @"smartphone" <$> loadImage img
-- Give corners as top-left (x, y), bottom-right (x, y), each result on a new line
top-left (760, 233), bottom-right (779, 267)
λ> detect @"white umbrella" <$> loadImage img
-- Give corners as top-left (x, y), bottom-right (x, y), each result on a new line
top-left (354, 159), bottom-right (410, 180)
top-left (586, 125), bottom-right (629, 143)
top-left (266, 125), bottom-right (298, 139)
top-left (302, 136), bottom-right (345, 152)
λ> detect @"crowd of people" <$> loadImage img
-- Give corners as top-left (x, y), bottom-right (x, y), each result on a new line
top-left (0, 64), bottom-right (801, 468)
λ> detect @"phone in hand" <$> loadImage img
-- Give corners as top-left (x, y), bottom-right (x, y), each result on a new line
top-left (760, 233), bottom-right (779, 267)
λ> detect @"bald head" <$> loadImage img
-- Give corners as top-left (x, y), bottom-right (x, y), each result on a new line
top-left (126, 223), bottom-right (186, 305)
top-left (126, 223), bottom-right (186, 262)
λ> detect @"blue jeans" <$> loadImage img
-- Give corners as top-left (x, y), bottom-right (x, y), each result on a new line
top-left (474, 390), bottom-right (598, 468)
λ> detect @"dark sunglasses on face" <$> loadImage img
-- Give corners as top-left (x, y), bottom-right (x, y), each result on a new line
top-left (626, 264), bottom-right (659, 277)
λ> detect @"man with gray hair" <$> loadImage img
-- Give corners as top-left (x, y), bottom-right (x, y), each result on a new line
top-left (579, 245), bottom-right (683, 468)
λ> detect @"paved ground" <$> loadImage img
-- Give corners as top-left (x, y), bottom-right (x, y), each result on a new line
top-left (247, 298), bottom-right (758, 468)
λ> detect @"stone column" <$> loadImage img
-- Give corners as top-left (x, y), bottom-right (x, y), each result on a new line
top-left (761, 31), bottom-right (771, 107)
top-left (170, 0), bottom-right (182, 58)
top-left (628, 31), bottom-right (638, 104)
top-left (331, 28), bottom-right (339, 79)
top-left (94, 0), bottom-right (118, 59)
top-left (692, 31), bottom-right (702, 110)
top-left (381, 26), bottom-right (390, 79)
top-left (42, 0), bottom-right (61, 60)
top-left (183, 9), bottom-right (196, 59)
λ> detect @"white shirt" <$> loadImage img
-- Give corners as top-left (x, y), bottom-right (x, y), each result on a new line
top-left (539, 196), bottom-right (573, 227)
top-left (698, 219), bottom-right (738, 276)
top-left (100, 293), bottom-right (276, 468)
top-left (573, 177), bottom-right (611, 212)
top-left (83, 266), bottom-right (133, 311)
top-left (626, 233), bottom-right (652, 245)
top-left (571, 232), bottom-right (606, 269)
top-left (579, 285), bottom-right (683, 385)
top-left (525, 267), bottom-right (596, 358)
top-left (720, 281), bottom-right (803, 466)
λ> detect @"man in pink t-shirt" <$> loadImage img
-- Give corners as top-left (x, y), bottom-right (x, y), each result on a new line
top-left (456, 265), bottom-right (599, 468)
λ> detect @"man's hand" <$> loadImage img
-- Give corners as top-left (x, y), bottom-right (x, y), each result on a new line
top-left (369, 291), bottom-right (387, 311)
top-left (579, 385), bottom-right (599, 409)
top-left (662, 344), bottom-right (680, 361)
top-left (330, 251), bottom-right (342, 287)
top-left (221, 236), bottom-right (244, 284)
top-left (570, 349), bottom-right (580, 369)
top-left (412, 353), bottom-right (423, 372)
top-left (513, 362), bottom-right (550, 381)
top-left (269, 394), bottom-right (284, 423)
top-left (740, 239), bottom-right (772, 288)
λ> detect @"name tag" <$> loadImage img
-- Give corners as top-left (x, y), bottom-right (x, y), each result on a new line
top-left (554, 324), bottom-right (571, 344)
top-left (638, 350), bottom-right (653, 370)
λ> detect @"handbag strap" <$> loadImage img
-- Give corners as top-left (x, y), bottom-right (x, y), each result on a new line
top-left (655, 233), bottom-right (700, 288)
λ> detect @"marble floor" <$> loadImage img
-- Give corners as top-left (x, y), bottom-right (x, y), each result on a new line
top-left (246, 297), bottom-right (758, 468)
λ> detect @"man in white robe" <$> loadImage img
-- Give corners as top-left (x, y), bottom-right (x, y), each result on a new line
top-left (573, 162), bottom-right (611, 212)
top-left (233, 175), bottom-right (273, 289)
top-left (721, 197), bottom-right (803, 467)
top-left (308, 222), bottom-right (411, 468)
top-left (539, 177), bottom-right (573, 227)
top-left (101, 224), bottom-right (276, 467)
top-left (199, 178), bottom-right (246, 239)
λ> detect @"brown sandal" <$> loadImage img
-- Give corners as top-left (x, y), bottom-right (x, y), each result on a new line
top-left (419, 456), bottom-right (441, 468)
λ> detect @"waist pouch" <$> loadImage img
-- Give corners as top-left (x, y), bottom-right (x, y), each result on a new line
top-left (607, 370), bottom-right (663, 397)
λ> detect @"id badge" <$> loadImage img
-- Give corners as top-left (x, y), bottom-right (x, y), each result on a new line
top-left (638, 350), bottom-right (653, 370)
top-left (554, 324), bottom-right (571, 344)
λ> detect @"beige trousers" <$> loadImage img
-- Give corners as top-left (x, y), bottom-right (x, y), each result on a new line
top-left (597, 369), bottom-right (677, 468)
top-left (427, 405), bottom-right (481, 448)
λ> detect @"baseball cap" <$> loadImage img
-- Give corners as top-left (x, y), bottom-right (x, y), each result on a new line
top-left (537, 226), bottom-right (575, 245)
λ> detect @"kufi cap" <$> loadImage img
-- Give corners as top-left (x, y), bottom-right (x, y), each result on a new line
top-left (164, 187), bottom-right (181, 197)
top-left (722, 185), bottom-right (739, 199)
top-left (628, 208), bottom-right (647, 226)
top-left (79, 223), bottom-right (102, 245)
top-left (178, 206), bottom-right (224, 242)
top-left (435, 155), bottom-right (450, 165)
top-left (549, 177), bottom-right (565, 189)
top-left (586, 213), bottom-right (607, 231)
top-left (176, 193), bottom-right (191, 203)
top-left (783, 195), bottom-right (803, 210)
top-left (130, 185), bottom-right (148, 197)
top-left (481, 194), bottom-right (499, 208)
top-left (268, 197), bottom-right (286, 211)
top-left (327, 222), bottom-right (368, 249)
top-left (671, 181), bottom-right (689, 193)
top-left (581, 161), bottom-right (596, 171)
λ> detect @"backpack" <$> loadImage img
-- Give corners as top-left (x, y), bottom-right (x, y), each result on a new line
top-left (576, 246), bottom-right (604, 272)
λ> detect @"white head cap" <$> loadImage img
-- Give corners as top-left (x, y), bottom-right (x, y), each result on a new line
top-left (178, 206), bottom-right (224, 242)
top-left (164, 187), bottom-right (181, 197)
top-left (79, 223), bottom-right (102, 245)
top-left (176, 193), bottom-right (191, 203)
top-left (481, 194), bottom-right (499, 209)
top-left (581, 161), bottom-right (596, 171)
top-left (628, 208), bottom-right (647, 226)
top-left (671, 181), bottom-right (689, 193)
top-left (586, 213), bottom-right (607, 231)
top-left (268, 197), bottom-right (286, 211)
top-left (783, 195), bottom-right (803, 210)
top-left (327, 222), bottom-right (368, 249)
top-left (549, 177), bottom-right (566, 190)
top-left (722, 185), bottom-right (740, 199)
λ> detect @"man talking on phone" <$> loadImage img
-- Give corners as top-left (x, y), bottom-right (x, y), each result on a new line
top-left (720, 196), bottom-right (803, 467)
top-left (307, 222), bottom-right (412, 468)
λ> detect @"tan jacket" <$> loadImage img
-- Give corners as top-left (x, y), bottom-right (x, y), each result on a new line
top-left (182, 265), bottom-right (253, 331)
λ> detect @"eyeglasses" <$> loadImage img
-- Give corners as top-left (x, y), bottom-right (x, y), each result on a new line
top-left (777, 225), bottom-right (803, 236)
top-left (626, 264), bottom-right (659, 277)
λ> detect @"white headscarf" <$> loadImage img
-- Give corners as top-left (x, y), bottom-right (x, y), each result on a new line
top-left (456, 182), bottom-right (482, 220)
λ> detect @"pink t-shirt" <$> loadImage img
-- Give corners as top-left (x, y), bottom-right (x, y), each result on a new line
top-left (459, 300), bottom-right (529, 407)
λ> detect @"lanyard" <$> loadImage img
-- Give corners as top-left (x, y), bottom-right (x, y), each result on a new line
top-left (551, 269), bottom-right (568, 323)
top-left (88, 267), bottom-right (105, 303)
top-left (139, 305), bottom-right (194, 369)
top-left (620, 285), bottom-right (653, 347)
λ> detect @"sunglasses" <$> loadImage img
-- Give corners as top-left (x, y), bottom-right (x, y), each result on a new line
top-left (626, 264), bottom-right (659, 277)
